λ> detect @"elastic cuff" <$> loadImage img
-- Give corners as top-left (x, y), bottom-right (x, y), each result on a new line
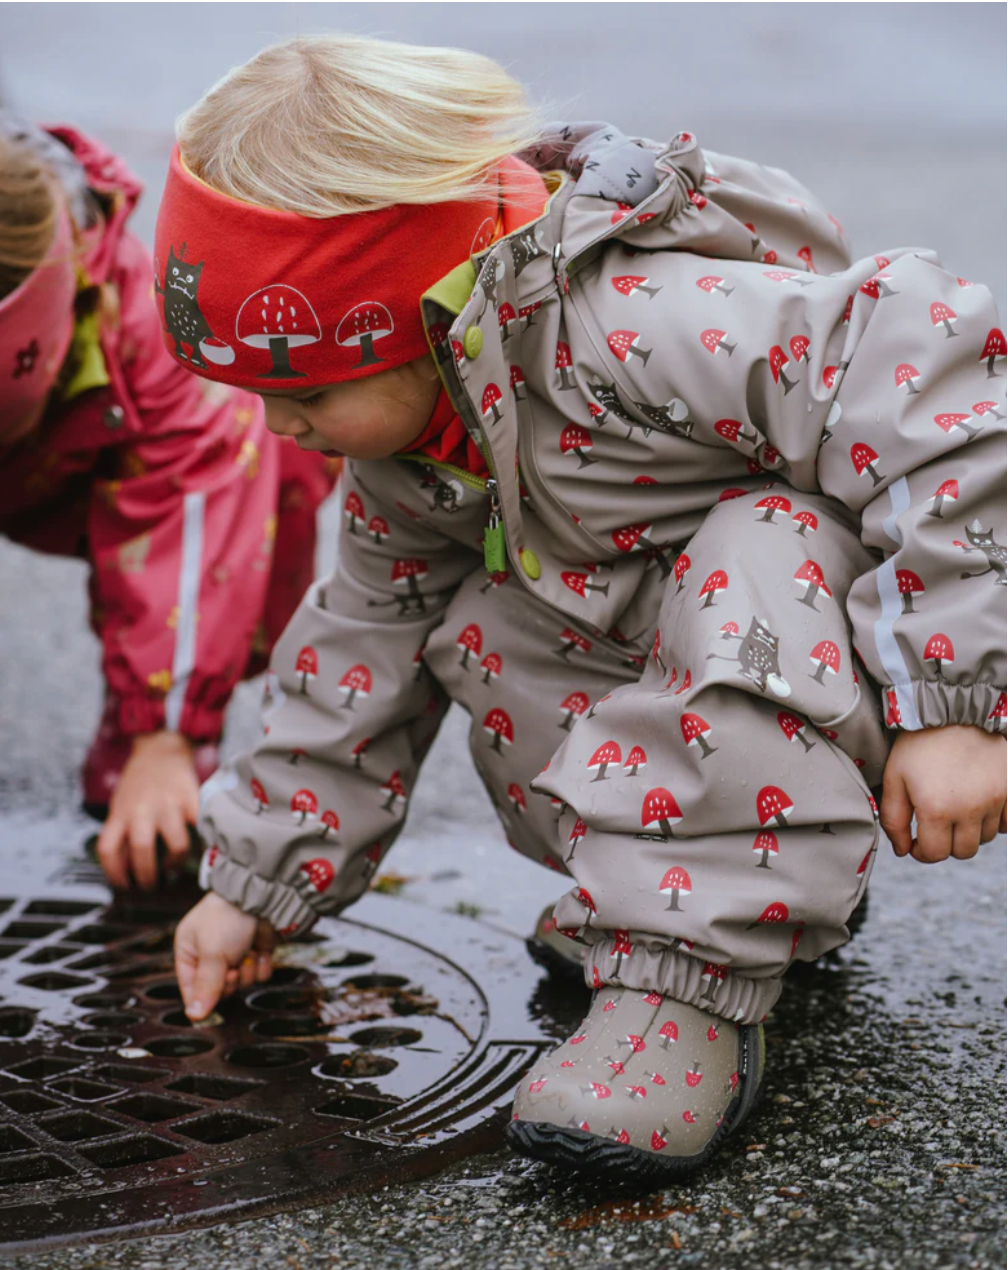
top-left (114, 695), bottom-right (224, 743)
top-left (583, 936), bottom-right (781, 1025)
top-left (883, 680), bottom-right (1006, 733)
top-left (175, 700), bottom-right (227, 744)
top-left (208, 852), bottom-right (319, 938)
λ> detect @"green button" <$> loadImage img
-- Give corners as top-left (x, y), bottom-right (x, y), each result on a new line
top-left (463, 326), bottom-right (484, 359)
top-left (520, 549), bottom-right (541, 580)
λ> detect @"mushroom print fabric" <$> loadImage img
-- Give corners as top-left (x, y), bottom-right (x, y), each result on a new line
top-left (196, 123), bottom-right (1004, 1010)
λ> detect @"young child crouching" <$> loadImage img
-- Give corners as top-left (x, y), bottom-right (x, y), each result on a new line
top-left (163, 36), bottom-right (1005, 1183)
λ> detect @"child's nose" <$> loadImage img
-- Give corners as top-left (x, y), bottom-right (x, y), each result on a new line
top-left (262, 398), bottom-right (307, 437)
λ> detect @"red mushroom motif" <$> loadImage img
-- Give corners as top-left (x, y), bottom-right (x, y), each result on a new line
top-left (338, 664), bottom-right (372, 709)
top-left (344, 491), bottom-right (365, 535)
top-left (297, 857), bottom-right (335, 894)
top-left (988, 692), bottom-right (1006, 728)
top-left (607, 329), bottom-right (652, 365)
top-left (318, 810), bottom-right (340, 841)
top-left (368, 515), bottom-right (389, 545)
top-left (336, 302), bottom-right (394, 367)
top-left (700, 328), bottom-right (736, 358)
top-left (562, 571), bottom-right (610, 600)
top-left (588, 741), bottom-right (622, 782)
top-left (757, 785), bottom-right (794, 828)
top-left (768, 345), bottom-right (796, 393)
top-left (659, 865), bottom-right (692, 911)
top-left (754, 494), bottom-right (792, 523)
top-left (558, 691), bottom-right (590, 732)
top-left (696, 275), bottom-right (735, 298)
top-left (979, 328), bottom-right (1006, 377)
top-left (480, 652), bottom-right (502, 685)
top-left (680, 713), bottom-right (718, 759)
top-left (236, 285), bottom-right (322, 378)
top-left (789, 334), bottom-right (811, 363)
top-left (698, 569), bottom-right (729, 609)
top-left (933, 412), bottom-right (981, 441)
top-left (714, 418), bottom-right (757, 445)
top-left (923, 633), bottom-right (954, 679)
top-left (929, 302), bottom-right (959, 339)
top-left (794, 560), bottom-right (832, 609)
top-left (809, 640), bottom-right (841, 683)
top-left (750, 901), bottom-right (790, 928)
top-left (481, 383), bottom-right (504, 425)
top-left (896, 570), bottom-right (926, 614)
top-left (777, 711), bottom-right (815, 753)
top-left (753, 830), bottom-right (779, 870)
top-left (509, 364), bottom-right (526, 400)
top-left (498, 302), bottom-right (517, 340)
top-left (456, 623), bottom-right (483, 670)
top-left (700, 962), bottom-right (727, 1003)
top-left (483, 708), bottom-right (514, 753)
top-left (555, 341), bottom-right (577, 390)
top-left (250, 778), bottom-right (268, 814)
top-left (295, 646), bottom-right (318, 694)
top-left (850, 442), bottom-right (886, 486)
top-left (624, 745), bottom-right (648, 777)
top-left (560, 423), bottom-right (597, 468)
top-left (554, 627), bottom-right (592, 661)
top-left (380, 771), bottom-right (407, 813)
top-left (350, 737), bottom-right (371, 769)
top-left (290, 788), bottom-right (318, 826)
top-left (658, 1020), bottom-right (679, 1049)
top-left (613, 274), bottom-right (662, 299)
top-left (793, 510), bottom-right (818, 536)
top-left (566, 818), bottom-right (587, 862)
top-left (642, 789), bottom-right (684, 841)
top-left (894, 363), bottom-right (921, 395)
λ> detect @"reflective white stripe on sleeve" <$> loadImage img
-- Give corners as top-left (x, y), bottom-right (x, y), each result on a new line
top-left (873, 477), bottom-right (921, 729)
top-left (165, 491), bottom-right (206, 733)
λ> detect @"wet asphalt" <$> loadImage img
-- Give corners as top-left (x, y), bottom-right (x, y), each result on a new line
top-left (1, 3), bottom-right (1005, 1266)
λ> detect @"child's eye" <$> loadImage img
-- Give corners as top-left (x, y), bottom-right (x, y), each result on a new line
top-left (298, 392), bottom-right (325, 408)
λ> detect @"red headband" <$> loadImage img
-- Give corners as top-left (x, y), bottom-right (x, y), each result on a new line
top-left (153, 147), bottom-right (505, 388)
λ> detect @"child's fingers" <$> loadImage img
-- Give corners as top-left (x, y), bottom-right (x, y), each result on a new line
top-left (221, 968), bottom-right (239, 998)
top-left (159, 807), bottom-right (191, 863)
top-left (127, 812), bottom-right (159, 890)
top-left (912, 814), bottom-right (952, 863)
top-left (185, 951), bottom-right (229, 1020)
top-left (980, 810), bottom-right (1002, 845)
top-left (96, 816), bottom-right (131, 890)
top-left (950, 821), bottom-right (982, 860)
top-left (879, 776), bottom-right (914, 856)
top-left (255, 954), bottom-right (273, 983)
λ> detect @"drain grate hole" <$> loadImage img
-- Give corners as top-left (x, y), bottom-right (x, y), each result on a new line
top-left (71, 924), bottom-right (135, 946)
top-left (0, 1009), bottom-right (37, 1039)
top-left (324, 951), bottom-right (375, 968)
top-left (75, 991), bottom-right (137, 1010)
top-left (0, 1125), bottom-right (36, 1154)
top-left (341, 973), bottom-right (410, 990)
top-left (1, 920), bottom-right (66, 940)
top-left (0, 1153), bottom-right (75, 1186)
top-left (172, 1111), bottom-right (275, 1144)
top-left (93, 1063), bottom-right (170, 1085)
top-left (23, 899), bottom-right (97, 917)
top-left (122, 931), bottom-right (175, 954)
top-left (247, 988), bottom-right (317, 1013)
top-left (36, 1111), bottom-right (123, 1142)
top-left (165, 1074), bottom-right (262, 1101)
top-left (314, 1094), bottom-right (400, 1121)
top-left (63, 951), bottom-right (132, 972)
top-left (105, 961), bottom-right (168, 981)
top-left (318, 1052), bottom-right (398, 1080)
top-left (78, 1134), bottom-right (185, 1170)
top-left (108, 902), bottom-right (182, 926)
top-left (144, 981), bottom-right (183, 1001)
top-left (48, 1078), bottom-right (121, 1101)
top-left (160, 1009), bottom-right (199, 1029)
top-left (226, 1043), bottom-right (309, 1069)
top-left (250, 1016), bottom-right (332, 1038)
top-left (0, 898), bottom-right (12, 912)
top-left (70, 1031), bottom-right (130, 1051)
top-left (0, 940), bottom-right (29, 960)
top-left (349, 1026), bottom-right (423, 1048)
top-left (262, 966), bottom-right (304, 986)
top-left (111, 1093), bottom-right (201, 1122)
top-left (4, 1056), bottom-right (79, 1080)
top-left (18, 971), bottom-right (91, 991)
top-left (22, 945), bottom-right (83, 965)
top-left (0, 1090), bottom-right (62, 1114)
top-left (81, 1011), bottom-right (142, 1030)
top-left (145, 1035), bottom-right (215, 1058)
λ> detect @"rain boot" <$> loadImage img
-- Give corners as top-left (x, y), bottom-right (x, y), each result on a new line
top-left (507, 987), bottom-right (764, 1185)
top-left (526, 903), bottom-right (585, 986)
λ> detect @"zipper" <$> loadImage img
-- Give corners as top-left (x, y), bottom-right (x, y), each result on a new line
top-left (398, 453), bottom-right (507, 575)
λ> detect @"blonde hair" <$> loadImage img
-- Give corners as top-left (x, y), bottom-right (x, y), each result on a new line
top-left (177, 34), bottom-right (546, 217)
top-left (0, 134), bottom-right (61, 300)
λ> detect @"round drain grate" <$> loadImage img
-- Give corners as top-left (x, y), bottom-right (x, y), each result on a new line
top-left (0, 877), bottom-right (559, 1249)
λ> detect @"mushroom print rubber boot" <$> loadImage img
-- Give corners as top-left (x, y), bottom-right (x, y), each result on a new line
top-left (526, 904), bottom-right (587, 986)
top-left (507, 988), bottom-right (764, 1186)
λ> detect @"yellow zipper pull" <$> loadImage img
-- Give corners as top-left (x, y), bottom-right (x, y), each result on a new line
top-left (483, 478), bottom-right (506, 574)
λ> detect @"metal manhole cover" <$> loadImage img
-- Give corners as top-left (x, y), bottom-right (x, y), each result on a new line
top-left (0, 867), bottom-right (558, 1250)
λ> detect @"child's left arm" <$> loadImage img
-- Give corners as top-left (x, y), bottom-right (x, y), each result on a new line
top-left (881, 725), bottom-right (1006, 862)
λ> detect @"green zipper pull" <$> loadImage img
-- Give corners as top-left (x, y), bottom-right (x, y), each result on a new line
top-left (483, 478), bottom-right (506, 574)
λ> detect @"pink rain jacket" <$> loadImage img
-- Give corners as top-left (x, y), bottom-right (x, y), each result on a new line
top-left (0, 126), bottom-right (335, 742)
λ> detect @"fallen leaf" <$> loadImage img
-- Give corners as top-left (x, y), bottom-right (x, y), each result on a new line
top-left (866, 1116), bottom-right (895, 1128)
top-left (938, 1162), bottom-right (979, 1171)
top-left (560, 1198), bottom-right (697, 1229)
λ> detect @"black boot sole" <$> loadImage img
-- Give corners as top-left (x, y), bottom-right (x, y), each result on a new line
top-left (506, 1021), bottom-right (764, 1187)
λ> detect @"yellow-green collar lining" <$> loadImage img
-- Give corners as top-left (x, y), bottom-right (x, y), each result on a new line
top-left (60, 309), bottom-right (111, 401)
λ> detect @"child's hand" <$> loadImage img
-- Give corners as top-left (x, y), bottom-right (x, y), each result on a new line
top-left (174, 892), bottom-right (275, 1020)
top-left (881, 725), bottom-right (1006, 863)
top-left (97, 731), bottom-right (199, 889)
